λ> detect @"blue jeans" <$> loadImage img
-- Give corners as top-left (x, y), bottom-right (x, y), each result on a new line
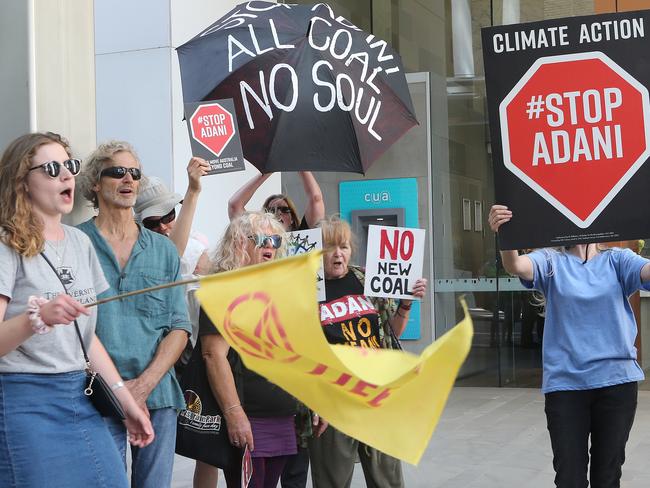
top-left (0, 372), bottom-right (128, 488)
top-left (106, 407), bottom-right (177, 488)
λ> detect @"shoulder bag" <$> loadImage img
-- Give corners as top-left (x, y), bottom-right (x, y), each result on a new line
top-left (40, 252), bottom-right (126, 419)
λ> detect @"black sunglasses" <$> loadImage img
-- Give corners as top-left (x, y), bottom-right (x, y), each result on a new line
top-left (265, 205), bottom-right (292, 215)
top-left (100, 166), bottom-right (142, 180)
top-left (29, 159), bottom-right (81, 178)
top-left (248, 234), bottom-right (282, 249)
top-left (142, 208), bottom-right (176, 229)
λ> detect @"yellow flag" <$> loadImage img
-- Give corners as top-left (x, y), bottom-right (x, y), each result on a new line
top-left (196, 252), bottom-right (473, 465)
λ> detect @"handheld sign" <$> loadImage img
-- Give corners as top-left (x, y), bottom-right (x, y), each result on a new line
top-left (184, 98), bottom-right (245, 175)
top-left (482, 10), bottom-right (650, 250)
top-left (364, 225), bottom-right (425, 300)
top-left (286, 228), bottom-right (325, 302)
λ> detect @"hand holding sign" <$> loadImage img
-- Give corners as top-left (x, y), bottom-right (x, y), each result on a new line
top-left (363, 225), bottom-right (425, 300)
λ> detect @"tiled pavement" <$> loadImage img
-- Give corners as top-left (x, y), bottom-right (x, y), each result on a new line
top-left (170, 387), bottom-right (650, 487)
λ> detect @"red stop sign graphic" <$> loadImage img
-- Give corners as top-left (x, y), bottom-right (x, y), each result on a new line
top-left (189, 103), bottom-right (236, 157)
top-left (500, 52), bottom-right (650, 228)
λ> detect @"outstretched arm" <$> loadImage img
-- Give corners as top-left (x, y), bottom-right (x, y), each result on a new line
top-left (488, 205), bottom-right (534, 281)
top-left (169, 157), bottom-right (210, 256)
top-left (228, 173), bottom-right (273, 220)
top-left (0, 294), bottom-right (89, 357)
top-left (299, 171), bottom-right (325, 228)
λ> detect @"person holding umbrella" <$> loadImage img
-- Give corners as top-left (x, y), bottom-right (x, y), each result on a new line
top-left (489, 204), bottom-right (649, 488)
top-left (228, 171), bottom-right (324, 232)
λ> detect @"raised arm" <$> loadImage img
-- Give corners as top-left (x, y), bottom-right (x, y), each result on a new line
top-left (488, 205), bottom-right (534, 281)
top-left (641, 262), bottom-right (650, 283)
top-left (228, 173), bottom-right (273, 220)
top-left (299, 171), bottom-right (325, 227)
top-left (169, 157), bottom-right (210, 256)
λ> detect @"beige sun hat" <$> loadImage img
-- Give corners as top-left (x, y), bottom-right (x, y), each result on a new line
top-left (134, 176), bottom-right (183, 222)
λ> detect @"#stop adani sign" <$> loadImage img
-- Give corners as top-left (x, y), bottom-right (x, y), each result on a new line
top-left (483, 10), bottom-right (650, 249)
top-left (184, 98), bottom-right (245, 175)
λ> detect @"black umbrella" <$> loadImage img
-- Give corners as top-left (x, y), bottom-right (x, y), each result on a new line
top-left (177, 1), bottom-right (418, 174)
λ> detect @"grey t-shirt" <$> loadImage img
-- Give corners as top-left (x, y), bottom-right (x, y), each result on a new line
top-left (0, 225), bottom-right (109, 373)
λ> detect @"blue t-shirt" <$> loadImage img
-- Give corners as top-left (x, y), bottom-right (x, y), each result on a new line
top-left (521, 248), bottom-right (649, 394)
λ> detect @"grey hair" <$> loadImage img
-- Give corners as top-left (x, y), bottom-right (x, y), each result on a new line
top-left (78, 140), bottom-right (141, 209)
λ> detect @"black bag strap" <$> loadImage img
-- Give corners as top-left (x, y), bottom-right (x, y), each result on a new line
top-left (40, 252), bottom-right (91, 366)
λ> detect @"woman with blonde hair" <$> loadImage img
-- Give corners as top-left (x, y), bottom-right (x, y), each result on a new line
top-left (0, 133), bottom-right (153, 487)
top-left (196, 212), bottom-right (326, 488)
top-left (308, 215), bottom-right (427, 488)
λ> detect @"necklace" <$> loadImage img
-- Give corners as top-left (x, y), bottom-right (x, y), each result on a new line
top-left (45, 228), bottom-right (67, 265)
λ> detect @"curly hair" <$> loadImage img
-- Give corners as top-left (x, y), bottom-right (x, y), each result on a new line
top-left (0, 132), bottom-right (72, 257)
top-left (78, 140), bottom-right (140, 209)
top-left (262, 193), bottom-right (300, 231)
top-left (210, 211), bottom-right (287, 272)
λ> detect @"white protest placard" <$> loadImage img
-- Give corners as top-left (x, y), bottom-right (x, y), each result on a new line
top-left (286, 228), bottom-right (325, 302)
top-left (364, 225), bottom-right (425, 300)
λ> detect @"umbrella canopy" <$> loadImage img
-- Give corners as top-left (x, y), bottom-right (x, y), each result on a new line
top-left (177, 1), bottom-right (418, 174)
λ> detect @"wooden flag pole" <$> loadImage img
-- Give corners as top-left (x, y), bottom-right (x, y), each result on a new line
top-left (88, 277), bottom-right (201, 307)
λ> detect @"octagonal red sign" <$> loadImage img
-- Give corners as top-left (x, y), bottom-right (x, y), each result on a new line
top-left (189, 103), bottom-right (236, 157)
top-left (499, 51), bottom-right (650, 228)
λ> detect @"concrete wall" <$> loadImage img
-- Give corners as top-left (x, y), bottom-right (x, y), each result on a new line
top-left (0, 0), bottom-right (31, 149)
top-left (93, 0), bottom-right (280, 244)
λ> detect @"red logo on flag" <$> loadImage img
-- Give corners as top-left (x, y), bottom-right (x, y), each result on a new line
top-left (500, 52), bottom-right (650, 227)
top-left (189, 103), bottom-right (236, 157)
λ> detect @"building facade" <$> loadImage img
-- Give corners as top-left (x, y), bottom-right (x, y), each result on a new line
top-left (2, 0), bottom-right (650, 387)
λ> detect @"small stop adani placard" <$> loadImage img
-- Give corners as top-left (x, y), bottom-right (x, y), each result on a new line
top-left (184, 98), bottom-right (245, 175)
top-left (483, 10), bottom-right (650, 249)
top-left (363, 225), bottom-right (425, 300)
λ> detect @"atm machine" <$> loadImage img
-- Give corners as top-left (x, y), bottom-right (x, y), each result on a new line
top-left (339, 178), bottom-right (421, 340)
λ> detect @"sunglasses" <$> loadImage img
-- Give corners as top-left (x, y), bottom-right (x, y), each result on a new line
top-left (29, 159), bottom-right (81, 178)
top-left (248, 234), bottom-right (282, 249)
top-left (100, 166), bottom-right (142, 180)
top-left (266, 205), bottom-right (292, 215)
top-left (143, 208), bottom-right (176, 229)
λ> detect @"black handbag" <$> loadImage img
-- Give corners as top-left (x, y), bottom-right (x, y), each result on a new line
top-left (175, 335), bottom-right (242, 469)
top-left (40, 252), bottom-right (126, 419)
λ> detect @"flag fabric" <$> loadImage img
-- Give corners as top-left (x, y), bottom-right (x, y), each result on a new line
top-left (196, 252), bottom-right (473, 465)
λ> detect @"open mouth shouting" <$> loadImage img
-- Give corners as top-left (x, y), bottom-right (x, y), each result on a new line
top-left (261, 249), bottom-right (274, 261)
top-left (59, 187), bottom-right (74, 204)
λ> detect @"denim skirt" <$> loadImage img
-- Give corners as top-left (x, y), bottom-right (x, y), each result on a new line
top-left (0, 371), bottom-right (128, 488)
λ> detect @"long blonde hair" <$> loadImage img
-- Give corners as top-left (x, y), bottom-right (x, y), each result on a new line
top-left (211, 211), bottom-right (287, 272)
top-left (0, 132), bottom-right (72, 257)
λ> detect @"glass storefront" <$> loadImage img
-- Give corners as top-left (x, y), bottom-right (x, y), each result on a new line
top-left (285, 0), bottom-right (650, 387)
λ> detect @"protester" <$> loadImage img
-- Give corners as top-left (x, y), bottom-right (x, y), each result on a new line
top-left (77, 140), bottom-right (191, 488)
top-left (308, 215), bottom-right (427, 488)
top-left (489, 204), bottom-right (650, 488)
top-left (228, 171), bottom-right (324, 231)
top-left (133, 161), bottom-right (214, 488)
top-left (134, 157), bottom-right (211, 277)
top-left (0, 132), bottom-right (153, 487)
top-left (228, 171), bottom-right (325, 488)
top-left (199, 211), bottom-right (327, 488)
